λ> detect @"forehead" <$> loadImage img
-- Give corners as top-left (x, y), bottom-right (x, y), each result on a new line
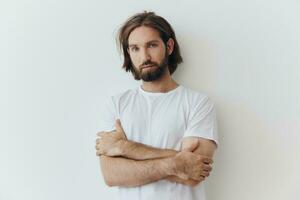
top-left (128, 26), bottom-right (163, 46)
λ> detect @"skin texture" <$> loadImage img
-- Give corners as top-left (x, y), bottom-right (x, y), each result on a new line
top-left (96, 26), bottom-right (217, 187)
top-left (96, 120), bottom-right (216, 187)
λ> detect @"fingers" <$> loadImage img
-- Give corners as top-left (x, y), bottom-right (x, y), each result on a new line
top-left (192, 172), bottom-right (206, 181)
top-left (115, 119), bottom-right (127, 139)
top-left (194, 155), bottom-right (213, 180)
top-left (198, 156), bottom-right (213, 174)
top-left (95, 132), bottom-right (105, 156)
top-left (202, 163), bottom-right (212, 172)
top-left (97, 131), bottom-right (109, 137)
top-left (96, 149), bottom-right (103, 156)
top-left (95, 137), bottom-right (107, 156)
top-left (192, 168), bottom-right (210, 181)
top-left (198, 162), bottom-right (212, 179)
top-left (197, 155), bottom-right (213, 164)
top-left (193, 164), bottom-right (211, 180)
top-left (95, 143), bottom-right (103, 156)
top-left (201, 170), bottom-right (210, 177)
top-left (95, 138), bottom-right (102, 150)
top-left (96, 119), bottom-right (127, 140)
top-left (115, 119), bottom-right (123, 132)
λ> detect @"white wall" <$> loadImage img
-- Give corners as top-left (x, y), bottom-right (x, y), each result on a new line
top-left (1, 1), bottom-right (299, 200)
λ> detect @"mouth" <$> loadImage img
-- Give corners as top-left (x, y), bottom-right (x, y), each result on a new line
top-left (142, 64), bottom-right (156, 69)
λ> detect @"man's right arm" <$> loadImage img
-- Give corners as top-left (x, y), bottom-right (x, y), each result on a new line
top-left (100, 155), bottom-right (173, 187)
top-left (100, 151), bottom-right (212, 187)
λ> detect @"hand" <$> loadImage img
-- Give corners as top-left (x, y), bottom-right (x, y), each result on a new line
top-left (172, 151), bottom-right (213, 181)
top-left (95, 119), bottom-right (127, 157)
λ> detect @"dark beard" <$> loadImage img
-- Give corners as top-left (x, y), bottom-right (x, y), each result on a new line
top-left (137, 55), bottom-right (169, 82)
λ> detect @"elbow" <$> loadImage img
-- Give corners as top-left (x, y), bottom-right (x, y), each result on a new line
top-left (99, 156), bottom-right (136, 187)
top-left (101, 167), bottom-right (117, 187)
top-left (100, 156), bottom-right (116, 187)
top-left (101, 169), bottom-right (118, 187)
top-left (102, 172), bottom-right (138, 187)
top-left (103, 177), bottom-right (115, 187)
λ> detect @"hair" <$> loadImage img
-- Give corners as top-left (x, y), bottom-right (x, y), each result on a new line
top-left (117, 11), bottom-right (183, 80)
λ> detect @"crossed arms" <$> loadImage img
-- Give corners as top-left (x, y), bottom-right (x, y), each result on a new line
top-left (95, 119), bottom-right (217, 187)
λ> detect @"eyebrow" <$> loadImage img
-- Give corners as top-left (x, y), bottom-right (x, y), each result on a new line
top-left (128, 40), bottom-right (160, 48)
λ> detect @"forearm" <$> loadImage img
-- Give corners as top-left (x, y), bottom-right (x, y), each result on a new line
top-left (120, 140), bottom-right (178, 160)
top-left (100, 155), bottom-right (175, 187)
top-left (123, 144), bottom-right (196, 185)
top-left (114, 140), bottom-right (206, 186)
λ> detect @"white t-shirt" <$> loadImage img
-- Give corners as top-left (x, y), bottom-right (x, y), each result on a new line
top-left (99, 85), bottom-right (218, 200)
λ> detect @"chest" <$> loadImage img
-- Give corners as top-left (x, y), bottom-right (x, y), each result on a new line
top-left (119, 96), bottom-right (188, 149)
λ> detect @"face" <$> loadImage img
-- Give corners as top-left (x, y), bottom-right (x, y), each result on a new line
top-left (127, 26), bottom-right (174, 82)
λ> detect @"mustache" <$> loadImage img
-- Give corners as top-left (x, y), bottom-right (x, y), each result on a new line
top-left (140, 61), bottom-right (158, 68)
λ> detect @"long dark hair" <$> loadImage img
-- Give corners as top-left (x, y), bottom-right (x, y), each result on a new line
top-left (117, 11), bottom-right (183, 80)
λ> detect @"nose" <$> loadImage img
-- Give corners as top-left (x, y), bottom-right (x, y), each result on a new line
top-left (140, 48), bottom-right (151, 64)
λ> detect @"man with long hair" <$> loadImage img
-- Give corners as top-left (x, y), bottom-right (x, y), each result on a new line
top-left (96, 11), bottom-right (218, 200)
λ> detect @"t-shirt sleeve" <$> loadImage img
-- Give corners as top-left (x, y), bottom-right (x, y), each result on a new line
top-left (183, 96), bottom-right (219, 146)
top-left (98, 96), bottom-right (117, 132)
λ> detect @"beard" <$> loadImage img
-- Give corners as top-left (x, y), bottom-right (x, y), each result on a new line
top-left (133, 53), bottom-right (169, 82)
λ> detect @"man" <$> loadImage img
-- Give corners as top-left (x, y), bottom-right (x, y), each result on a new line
top-left (95, 11), bottom-right (218, 200)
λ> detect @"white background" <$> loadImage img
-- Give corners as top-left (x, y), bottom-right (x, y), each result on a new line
top-left (1, 1), bottom-right (299, 200)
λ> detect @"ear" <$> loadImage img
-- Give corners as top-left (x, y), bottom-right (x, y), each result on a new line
top-left (166, 38), bottom-right (175, 55)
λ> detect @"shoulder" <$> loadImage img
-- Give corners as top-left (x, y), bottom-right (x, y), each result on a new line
top-left (180, 86), bottom-right (214, 106)
top-left (108, 87), bottom-right (139, 105)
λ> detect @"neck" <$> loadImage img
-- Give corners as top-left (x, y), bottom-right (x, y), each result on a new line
top-left (141, 70), bottom-right (179, 93)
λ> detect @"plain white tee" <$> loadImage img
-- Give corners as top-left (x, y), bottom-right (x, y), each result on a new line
top-left (99, 85), bottom-right (218, 200)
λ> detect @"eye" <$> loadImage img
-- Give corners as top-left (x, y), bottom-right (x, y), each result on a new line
top-left (149, 43), bottom-right (158, 48)
top-left (131, 47), bottom-right (139, 52)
